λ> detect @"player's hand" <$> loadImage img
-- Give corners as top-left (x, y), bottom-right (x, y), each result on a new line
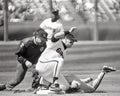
top-left (69, 27), bottom-right (77, 33)
top-left (25, 60), bottom-right (32, 68)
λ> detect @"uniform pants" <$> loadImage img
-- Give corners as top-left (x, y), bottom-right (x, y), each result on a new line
top-left (65, 74), bottom-right (95, 93)
top-left (6, 62), bottom-right (28, 90)
top-left (36, 58), bottom-right (70, 91)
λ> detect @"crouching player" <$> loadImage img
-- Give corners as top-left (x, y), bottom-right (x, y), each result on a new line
top-left (35, 32), bottom-right (78, 93)
top-left (0, 28), bottom-right (47, 91)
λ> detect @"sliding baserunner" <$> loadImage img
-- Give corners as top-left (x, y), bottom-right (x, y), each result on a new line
top-left (36, 65), bottom-right (116, 94)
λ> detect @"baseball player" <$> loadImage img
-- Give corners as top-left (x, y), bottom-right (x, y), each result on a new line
top-left (35, 31), bottom-right (78, 92)
top-left (38, 9), bottom-right (77, 90)
top-left (0, 28), bottom-right (48, 91)
top-left (39, 9), bottom-right (76, 46)
top-left (35, 65), bottom-right (116, 94)
top-left (39, 10), bottom-right (65, 47)
top-left (64, 65), bottom-right (116, 93)
top-left (30, 9), bottom-right (65, 92)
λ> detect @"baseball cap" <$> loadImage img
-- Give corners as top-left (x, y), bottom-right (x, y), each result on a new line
top-left (66, 33), bottom-right (77, 42)
top-left (52, 10), bottom-right (59, 15)
top-left (69, 27), bottom-right (77, 33)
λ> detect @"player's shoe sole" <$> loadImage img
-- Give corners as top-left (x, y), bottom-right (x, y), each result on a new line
top-left (103, 66), bottom-right (116, 73)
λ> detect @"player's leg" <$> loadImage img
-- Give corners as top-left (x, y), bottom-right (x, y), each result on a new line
top-left (5, 62), bottom-right (28, 90)
top-left (36, 58), bottom-right (65, 91)
top-left (64, 74), bottom-right (95, 93)
top-left (37, 73), bottom-right (70, 92)
top-left (52, 58), bottom-right (64, 84)
top-left (64, 74), bottom-right (93, 84)
top-left (49, 58), bottom-right (65, 92)
top-left (29, 70), bottom-right (41, 91)
top-left (91, 65), bottom-right (116, 91)
top-left (80, 78), bottom-right (93, 83)
top-left (34, 73), bottom-right (70, 91)
top-left (57, 73), bottom-right (70, 91)
top-left (36, 60), bottom-right (57, 83)
top-left (35, 59), bottom-right (59, 89)
top-left (65, 66), bottom-right (116, 93)
top-left (0, 62), bottom-right (28, 91)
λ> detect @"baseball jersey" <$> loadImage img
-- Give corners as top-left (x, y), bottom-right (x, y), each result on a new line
top-left (38, 40), bottom-right (66, 62)
top-left (16, 37), bottom-right (46, 64)
top-left (40, 18), bottom-right (64, 40)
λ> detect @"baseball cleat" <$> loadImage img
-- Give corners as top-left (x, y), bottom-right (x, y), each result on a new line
top-left (49, 83), bottom-right (62, 92)
top-left (103, 66), bottom-right (116, 73)
top-left (0, 84), bottom-right (6, 91)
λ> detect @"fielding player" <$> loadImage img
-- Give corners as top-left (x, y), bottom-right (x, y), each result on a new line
top-left (38, 9), bottom-right (77, 90)
top-left (35, 32), bottom-right (78, 92)
top-left (39, 10), bottom-right (65, 48)
top-left (40, 10), bottom-right (64, 39)
top-left (29, 10), bottom-right (65, 92)
top-left (0, 28), bottom-right (48, 91)
top-left (39, 9), bottom-right (76, 48)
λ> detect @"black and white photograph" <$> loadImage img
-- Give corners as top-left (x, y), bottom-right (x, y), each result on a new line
top-left (0, 0), bottom-right (120, 96)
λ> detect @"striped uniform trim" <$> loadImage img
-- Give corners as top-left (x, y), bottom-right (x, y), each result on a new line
top-left (40, 60), bottom-right (59, 77)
